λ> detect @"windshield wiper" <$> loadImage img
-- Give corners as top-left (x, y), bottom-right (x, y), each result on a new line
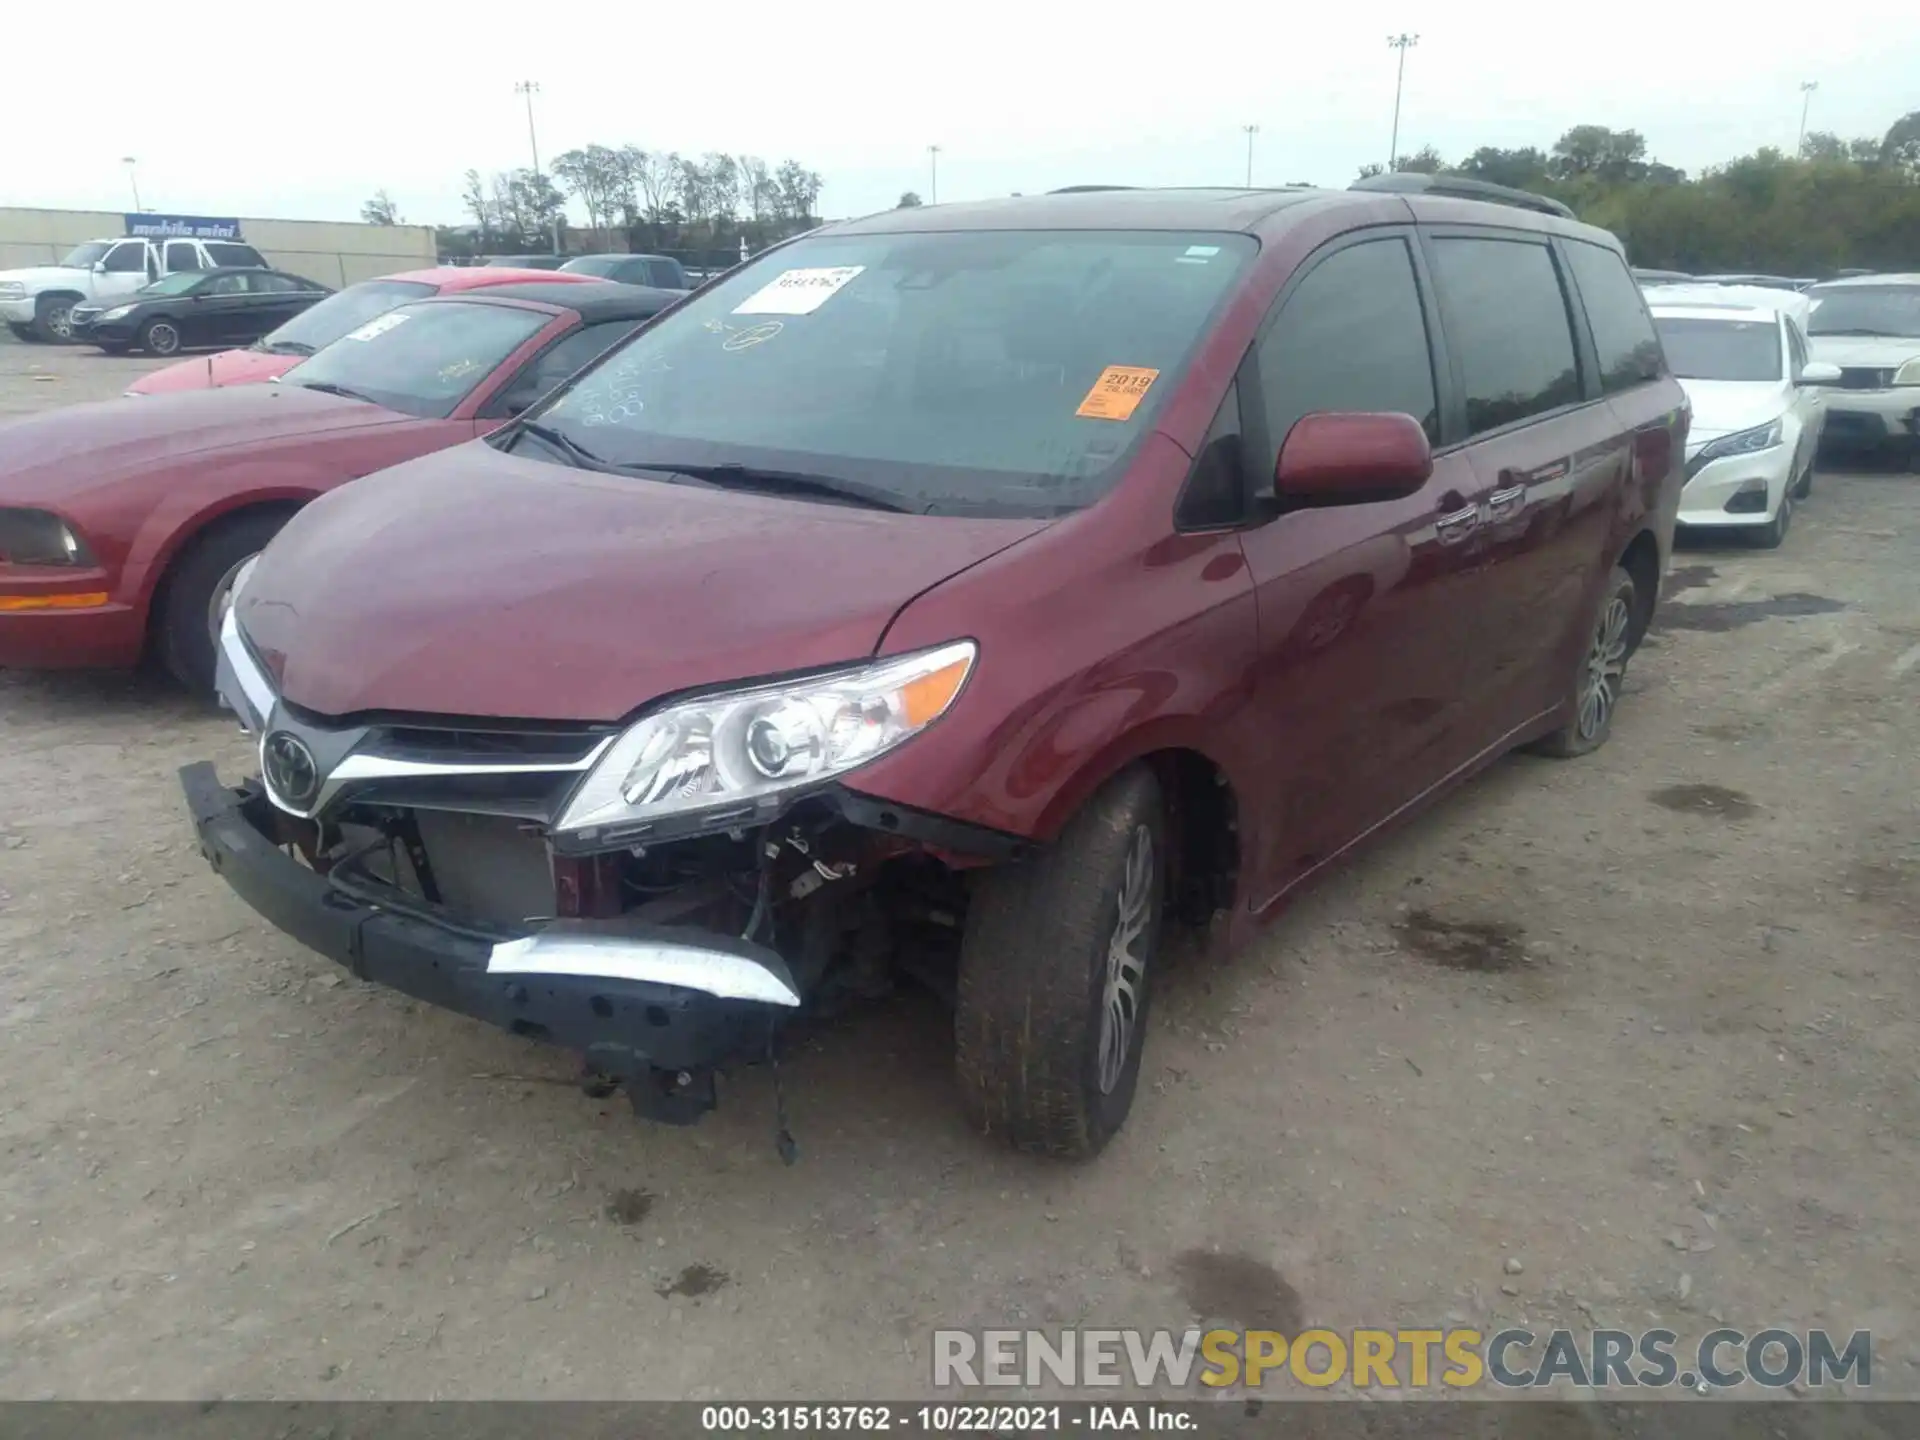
top-left (295, 380), bottom-right (378, 404)
top-left (259, 339), bottom-right (315, 356)
top-left (615, 461), bottom-right (915, 513)
top-left (1810, 327), bottom-right (1905, 337)
top-left (508, 419), bottom-right (615, 469)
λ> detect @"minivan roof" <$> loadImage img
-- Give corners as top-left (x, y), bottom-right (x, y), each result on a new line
top-left (828, 185), bottom-right (1618, 245)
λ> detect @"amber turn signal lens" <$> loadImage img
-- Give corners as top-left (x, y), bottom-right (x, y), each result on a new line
top-left (901, 655), bottom-right (971, 728)
top-left (0, 592), bottom-right (109, 611)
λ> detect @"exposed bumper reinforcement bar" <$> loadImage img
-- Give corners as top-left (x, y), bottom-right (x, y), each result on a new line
top-left (179, 760), bottom-right (799, 1119)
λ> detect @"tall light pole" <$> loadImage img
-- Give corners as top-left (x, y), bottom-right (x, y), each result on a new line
top-left (1242, 125), bottom-right (1259, 187)
top-left (1386, 33), bottom-right (1419, 170)
top-left (1797, 80), bottom-right (1819, 156)
top-left (121, 156), bottom-right (141, 211)
top-left (513, 80), bottom-right (559, 256)
top-left (928, 145), bottom-right (941, 205)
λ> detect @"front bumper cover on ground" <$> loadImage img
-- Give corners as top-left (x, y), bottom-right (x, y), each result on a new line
top-left (179, 761), bottom-right (802, 1120)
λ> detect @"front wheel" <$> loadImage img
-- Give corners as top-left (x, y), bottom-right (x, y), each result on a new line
top-left (138, 318), bottom-right (183, 357)
top-left (33, 295), bottom-right (76, 343)
top-left (1531, 565), bottom-right (1640, 759)
top-left (955, 765), bottom-right (1164, 1157)
top-left (1749, 486), bottom-right (1792, 550)
top-left (156, 512), bottom-right (292, 695)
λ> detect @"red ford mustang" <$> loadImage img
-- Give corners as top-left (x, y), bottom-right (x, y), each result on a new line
top-left (124, 265), bottom-right (609, 397)
top-left (0, 282), bottom-right (677, 692)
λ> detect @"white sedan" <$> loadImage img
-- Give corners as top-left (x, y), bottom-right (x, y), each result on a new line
top-left (1648, 292), bottom-right (1838, 549)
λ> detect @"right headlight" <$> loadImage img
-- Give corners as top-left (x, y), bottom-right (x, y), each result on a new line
top-left (556, 641), bottom-right (976, 841)
top-left (0, 508), bottom-right (92, 566)
top-left (1894, 357), bottom-right (1920, 387)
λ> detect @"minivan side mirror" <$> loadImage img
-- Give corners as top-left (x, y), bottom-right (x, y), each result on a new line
top-left (1272, 412), bottom-right (1433, 506)
top-left (1797, 360), bottom-right (1842, 386)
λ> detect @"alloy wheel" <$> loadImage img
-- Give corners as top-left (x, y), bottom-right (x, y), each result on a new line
top-left (147, 322), bottom-right (180, 356)
top-left (1576, 593), bottom-right (1632, 740)
top-left (45, 302), bottom-right (74, 340)
top-left (1097, 824), bottom-right (1154, 1095)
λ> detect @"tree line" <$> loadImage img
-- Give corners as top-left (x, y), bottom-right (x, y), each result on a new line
top-left (362, 147), bottom-right (827, 262)
top-left (1364, 111), bottom-right (1920, 275)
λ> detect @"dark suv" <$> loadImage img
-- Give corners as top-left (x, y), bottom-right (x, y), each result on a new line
top-left (182, 174), bottom-right (1687, 1158)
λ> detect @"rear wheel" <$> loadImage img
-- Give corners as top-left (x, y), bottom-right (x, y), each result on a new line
top-left (156, 512), bottom-right (292, 695)
top-left (6, 322), bottom-right (37, 342)
top-left (955, 765), bottom-right (1164, 1157)
top-left (138, 318), bottom-right (182, 357)
top-left (1531, 565), bottom-right (1639, 760)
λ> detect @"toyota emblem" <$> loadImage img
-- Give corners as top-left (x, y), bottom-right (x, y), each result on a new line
top-left (263, 731), bottom-right (320, 809)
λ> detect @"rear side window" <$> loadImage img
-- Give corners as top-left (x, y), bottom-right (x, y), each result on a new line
top-left (165, 241), bottom-right (203, 272)
top-left (1429, 237), bottom-right (1581, 436)
top-left (1254, 238), bottom-right (1439, 461)
top-left (1565, 241), bottom-right (1664, 394)
top-left (205, 242), bottom-right (267, 269)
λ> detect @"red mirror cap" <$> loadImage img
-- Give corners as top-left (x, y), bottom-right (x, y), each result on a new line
top-left (1275, 412), bottom-right (1434, 502)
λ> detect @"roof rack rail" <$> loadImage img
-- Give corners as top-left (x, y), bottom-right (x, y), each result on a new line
top-left (1048, 185), bottom-right (1138, 194)
top-left (1349, 171), bottom-right (1576, 220)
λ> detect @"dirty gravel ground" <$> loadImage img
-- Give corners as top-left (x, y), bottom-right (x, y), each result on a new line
top-left (0, 341), bottom-right (1915, 1402)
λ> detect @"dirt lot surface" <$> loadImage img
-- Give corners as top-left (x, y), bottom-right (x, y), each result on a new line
top-left (1, 340), bottom-right (1916, 1403)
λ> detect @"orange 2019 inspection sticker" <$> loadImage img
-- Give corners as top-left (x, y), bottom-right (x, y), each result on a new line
top-left (1076, 365), bottom-right (1161, 421)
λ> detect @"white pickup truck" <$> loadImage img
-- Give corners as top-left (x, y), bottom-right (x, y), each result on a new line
top-left (0, 235), bottom-right (269, 342)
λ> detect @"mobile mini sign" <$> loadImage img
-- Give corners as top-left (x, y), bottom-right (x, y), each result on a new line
top-left (123, 213), bottom-right (243, 241)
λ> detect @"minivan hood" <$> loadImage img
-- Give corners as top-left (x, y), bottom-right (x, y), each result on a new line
top-left (1675, 378), bottom-right (1790, 444)
top-left (237, 442), bottom-right (1050, 722)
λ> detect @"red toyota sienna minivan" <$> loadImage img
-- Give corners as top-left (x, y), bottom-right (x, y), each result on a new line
top-left (182, 176), bottom-right (1687, 1158)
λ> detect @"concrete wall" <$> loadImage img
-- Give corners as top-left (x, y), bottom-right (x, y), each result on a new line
top-left (0, 207), bottom-right (437, 288)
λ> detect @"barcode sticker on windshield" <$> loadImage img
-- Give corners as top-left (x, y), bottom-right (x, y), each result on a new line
top-left (732, 266), bottom-right (865, 316)
top-left (1076, 365), bottom-right (1160, 421)
top-left (344, 311), bottom-right (410, 342)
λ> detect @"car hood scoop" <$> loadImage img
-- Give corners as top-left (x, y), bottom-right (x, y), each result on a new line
top-left (238, 441), bottom-right (1048, 722)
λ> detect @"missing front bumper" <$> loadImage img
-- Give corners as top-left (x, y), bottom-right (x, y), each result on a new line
top-left (178, 761), bottom-right (802, 1121)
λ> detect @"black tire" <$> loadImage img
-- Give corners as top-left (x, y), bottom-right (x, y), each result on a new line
top-left (1531, 565), bottom-right (1640, 760)
top-left (1749, 486), bottom-right (1792, 550)
top-left (6, 322), bottom-right (37, 343)
top-left (156, 512), bottom-right (292, 695)
top-left (137, 317), bottom-right (183, 357)
top-left (955, 765), bottom-right (1165, 1158)
top-left (32, 294), bottom-right (77, 343)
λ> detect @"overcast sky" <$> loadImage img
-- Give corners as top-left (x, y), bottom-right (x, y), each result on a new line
top-left (5, 0), bottom-right (1917, 228)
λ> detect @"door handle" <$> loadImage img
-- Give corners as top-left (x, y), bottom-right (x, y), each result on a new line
top-left (1487, 483), bottom-right (1527, 518)
top-left (1435, 503), bottom-right (1480, 545)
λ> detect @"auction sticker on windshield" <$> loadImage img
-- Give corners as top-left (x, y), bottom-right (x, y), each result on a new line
top-left (732, 266), bottom-right (865, 316)
top-left (343, 312), bottom-right (411, 342)
top-left (1076, 365), bottom-right (1160, 421)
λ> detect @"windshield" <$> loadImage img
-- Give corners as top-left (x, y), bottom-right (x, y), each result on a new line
top-left (289, 299), bottom-right (550, 418)
top-left (1807, 286), bottom-right (1920, 337)
top-left (530, 228), bottom-right (1257, 516)
top-left (58, 242), bottom-right (112, 269)
top-left (257, 278), bottom-right (434, 354)
top-left (560, 255), bottom-right (632, 278)
top-left (1652, 316), bottom-right (1782, 382)
top-left (136, 271), bottom-right (206, 298)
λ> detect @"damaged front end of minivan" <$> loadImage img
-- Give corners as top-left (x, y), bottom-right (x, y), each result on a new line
top-left (182, 598), bottom-right (1019, 1146)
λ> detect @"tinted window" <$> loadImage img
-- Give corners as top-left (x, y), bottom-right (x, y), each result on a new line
top-left (288, 300), bottom-right (550, 419)
top-left (559, 255), bottom-right (633, 280)
top-left (137, 271), bottom-right (206, 298)
top-left (1565, 241), bottom-right (1663, 394)
top-left (246, 273), bottom-right (299, 293)
top-left (1429, 237), bottom-right (1581, 435)
top-left (204, 273), bottom-right (249, 296)
top-left (1253, 238), bottom-right (1438, 461)
top-left (165, 241), bottom-right (203, 272)
top-left (1650, 317), bottom-right (1782, 382)
top-left (537, 230), bottom-right (1257, 517)
top-left (102, 243), bottom-right (147, 273)
top-left (204, 242), bottom-right (267, 269)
